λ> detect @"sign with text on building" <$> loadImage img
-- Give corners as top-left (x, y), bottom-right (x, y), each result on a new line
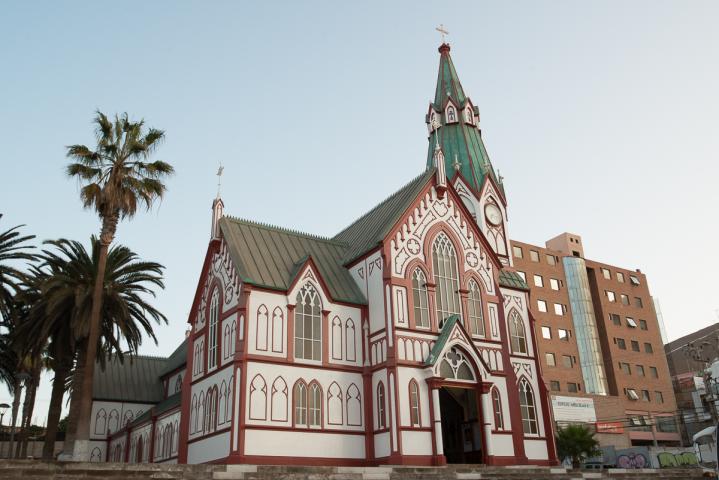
top-left (596, 421), bottom-right (625, 434)
top-left (551, 395), bottom-right (597, 423)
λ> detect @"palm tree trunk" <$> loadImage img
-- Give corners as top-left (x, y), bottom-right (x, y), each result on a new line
top-left (15, 374), bottom-right (34, 458)
top-left (19, 376), bottom-right (37, 458)
top-left (64, 341), bottom-right (87, 456)
top-left (43, 359), bottom-right (71, 459)
top-left (7, 377), bottom-right (21, 459)
top-left (73, 215), bottom-right (115, 461)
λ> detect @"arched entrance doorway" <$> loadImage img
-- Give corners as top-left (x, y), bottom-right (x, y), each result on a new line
top-left (434, 346), bottom-right (486, 464)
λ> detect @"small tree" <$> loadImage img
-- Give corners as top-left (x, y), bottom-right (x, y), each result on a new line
top-left (556, 424), bottom-right (601, 468)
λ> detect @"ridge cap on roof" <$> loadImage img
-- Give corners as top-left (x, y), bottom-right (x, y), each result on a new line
top-left (102, 353), bottom-right (169, 363)
top-left (222, 215), bottom-right (348, 246)
top-left (333, 168), bottom-right (435, 240)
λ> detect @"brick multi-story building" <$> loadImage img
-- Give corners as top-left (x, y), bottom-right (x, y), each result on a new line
top-left (510, 233), bottom-right (679, 448)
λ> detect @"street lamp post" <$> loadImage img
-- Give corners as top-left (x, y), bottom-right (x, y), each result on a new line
top-left (0, 402), bottom-right (9, 458)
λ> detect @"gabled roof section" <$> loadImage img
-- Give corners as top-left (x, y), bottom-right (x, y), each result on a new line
top-left (159, 339), bottom-right (187, 378)
top-left (428, 43), bottom-right (503, 198)
top-left (93, 355), bottom-right (166, 403)
top-left (333, 169), bottom-right (436, 265)
top-left (499, 270), bottom-right (529, 291)
top-left (425, 315), bottom-right (462, 366)
top-left (220, 217), bottom-right (366, 305)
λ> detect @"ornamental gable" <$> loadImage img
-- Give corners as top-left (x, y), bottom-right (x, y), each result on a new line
top-left (195, 239), bottom-right (240, 332)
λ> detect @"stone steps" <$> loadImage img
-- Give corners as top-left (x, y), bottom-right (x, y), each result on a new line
top-left (0, 461), bottom-right (711, 480)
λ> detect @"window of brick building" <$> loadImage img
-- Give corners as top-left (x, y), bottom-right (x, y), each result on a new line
top-left (615, 338), bottom-right (626, 350)
top-left (550, 381), bottom-right (560, 392)
top-left (650, 366), bottom-right (658, 378)
top-left (655, 391), bottom-right (664, 403)
top-left (550, 278), bottom-right (560, 290)
top-left (530, 250), bottom-right (540, 262)
top-left (621, 294), bottom-right (630, 306)
top-left (610, 313), bottom-right (621, 326)
top-left (606, 291), bottom-right (616, 302)
top-left (626, 317), bottom-right (637, 328)
top-left (631, 340), bottom-right (640, 352)
top-left (644, 343), bottom-right (653, 354)
top-left (545, 353), bottom-right (556, 366)
top-left (636, 365), bottom-right (645, 377)
top-left (620, 362), bottom-right (631, 374)
top-left (629, 275), bottom-right (640, 286)
top-left (626, 388), bottom-right (639, 400)
top-left (546, 254), bottom-right (557, 266)
top-left (634, 297), bottom-right (643, 308)
top-left (567, 383), bottom-right (579, 393)
top-left (541, 326), bottom-right (552, 339)
top-left (639, 319), bottom-right (647, 330)
top-left (617, 272), bottom-right (625, 283)
top-left (554, 303), bottom-right (564, 316)
top-left (562, 355), bottom-right (574, 368)
top-left (641, 390), bottom-right (651, 402)
top-left (558, 329), bottom-right (570, 341)
top-left (534, 274), bottom-right (544, 287)
top-left (601, 268), bottom-right (611, 279)
top-left (516, 271), bottom-right (526, 282)
top-left (537, 300), bottom-right (547, 313)
top-left (513, 246), bottom-right (523, 259)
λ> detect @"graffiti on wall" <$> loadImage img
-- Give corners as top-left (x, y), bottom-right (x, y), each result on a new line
top-left (616, 452), bottom-right (648, 469)
top-left (657, 451), bottom-right (698, 468)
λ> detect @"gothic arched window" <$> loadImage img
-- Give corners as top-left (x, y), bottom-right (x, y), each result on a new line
top-left (208, 288), bottom-right (220, 369)
top-left (432, 233), bottom-right (461, 326)
top-left (411, 268), bottom-right (430, 328)
top-left (293, 380), bottom-right (308, 426)
top-left (519, 379), bottom-right (538, 435)
top-left (438, 347), bottom-right (475, 381)
top-left (491, 387), bottom-right (504, 430)
top-left (447, 106), bottom-right (457, 123)
top-left (309, 382), bottom-right (322, 427)
top-left (295, 284), bottom-right (322, 361)
top-left (509, 310), bottom-right (527, 354)
top-left (467, 280), bottom-right (484, 337)
top-left (409, 380), bottom-right (421, 427)
top-left (377, 382), bottom-right (386, 429)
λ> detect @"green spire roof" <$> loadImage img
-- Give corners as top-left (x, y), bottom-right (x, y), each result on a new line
top-left (427, 44), bottom-right (502, 198)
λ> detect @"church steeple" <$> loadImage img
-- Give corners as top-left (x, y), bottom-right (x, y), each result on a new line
top-left (426, 43), bottom-right (501, 198)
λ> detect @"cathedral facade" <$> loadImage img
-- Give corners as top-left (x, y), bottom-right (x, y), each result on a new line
top-left (90, 43), bottom-right (558, 467)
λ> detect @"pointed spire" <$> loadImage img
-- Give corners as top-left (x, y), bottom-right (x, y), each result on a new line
top-left (426, 43), bottom-right (502, 199)
top-left (211, 165), bottom-right (225, 239)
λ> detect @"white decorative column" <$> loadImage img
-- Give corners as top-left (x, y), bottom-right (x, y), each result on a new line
top-left (432, 388), bottom-right (443, 455)
top-left (481, 389), bottom-right (494, 457)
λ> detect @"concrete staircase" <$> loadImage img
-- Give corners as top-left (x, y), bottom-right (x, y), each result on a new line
top-left (0, 461), bottom-right (711, 480)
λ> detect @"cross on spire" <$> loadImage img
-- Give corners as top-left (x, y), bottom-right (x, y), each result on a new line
top-left (436, 24), bottom-right (449, 44)
top-left (216, 164), bottom-right (224, 198)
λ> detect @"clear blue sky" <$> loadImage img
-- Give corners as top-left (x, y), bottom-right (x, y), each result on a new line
top-left (1, 1), bottom-right (717, 424)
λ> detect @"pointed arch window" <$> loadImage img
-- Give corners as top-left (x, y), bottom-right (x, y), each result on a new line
top-left (293, 381), bottom-right (307, 426)
top-left (309, 382), bottom-right (322, 427)
top-left (465, 107), bottom-right (473, 124)
top-left (295, 284), bottom-right (322, 361)
top-left (377, 382), bottom-right (386, 429)
top-left (438, 347), bottom-right (475, 381)
top-left (293, 380), bottom-right (321, 428)
top-left (411, 268), bottom-right (430, 328)
top-left (208, 288), bottom-right (219, 369)
top-left (467, 280), bottom-right (484, 337)
top-left (409, 380), bottom-right (421, 427)
top-left (447, 106), bottom-right (457, 123)
top-left (509, 310), bottom-right (527, 354)
top-left (432, 233), bottom-right (462, 326)
top-left (519, 379), bottom-right (538, 435)
top-left (491, 387), bottom-right (504, 430)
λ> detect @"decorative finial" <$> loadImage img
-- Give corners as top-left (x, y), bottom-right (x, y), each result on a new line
top-left (498, 170), bottom-right (504, 184)
top-left (432, 117), bottom-right (441, 150)
top-left (453, 154), bottom-right (460, 171)
top-left (216, 164), bottom-right (224, 199)
top-left (436, 24), bottom-right (449, 44)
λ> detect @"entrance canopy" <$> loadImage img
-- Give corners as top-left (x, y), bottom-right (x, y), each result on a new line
top-left (424, 315), bottom-right (491, 381)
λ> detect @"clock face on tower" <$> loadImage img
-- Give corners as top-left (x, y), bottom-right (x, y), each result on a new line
top-left (484, 204), bottom-right (502, 226)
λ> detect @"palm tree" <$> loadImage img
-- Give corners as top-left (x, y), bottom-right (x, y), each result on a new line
top-left (0, 214), bottom-right (35, 325)
top-left (65, 111), bottom-right (173, 459)
top-left (17, 237), bottom-right (167, 458)
top-left (556, 424), bottom-right (602, 468)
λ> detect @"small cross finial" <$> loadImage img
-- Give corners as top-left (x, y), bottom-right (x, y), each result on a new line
top-left (453, 154), bottom-right (461, 171)
top-left (216, 164), bottom-right (224, 198)
top-left (436, 24), bottom-right (449, 44)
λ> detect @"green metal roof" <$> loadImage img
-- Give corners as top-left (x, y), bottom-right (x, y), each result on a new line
top-left (333, 169), bottom-right (435, 264)
top-left (428, 44), bottom-right (502, 197)
top-left (498, 270), bottom-right (530, 291)
top-left (154, 392), bottom-right (181, 416)
top-left (93, 355), bottom-right (166, 403)
top-left (425, 314), bottom-right (461, 366)
top-left (220, 217), bottom-right (367, 305)
top-left (159, 339), bottom-right (187, 378)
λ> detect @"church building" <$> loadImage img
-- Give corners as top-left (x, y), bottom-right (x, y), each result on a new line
top-left (89, 42), bottom-right (558, 467)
